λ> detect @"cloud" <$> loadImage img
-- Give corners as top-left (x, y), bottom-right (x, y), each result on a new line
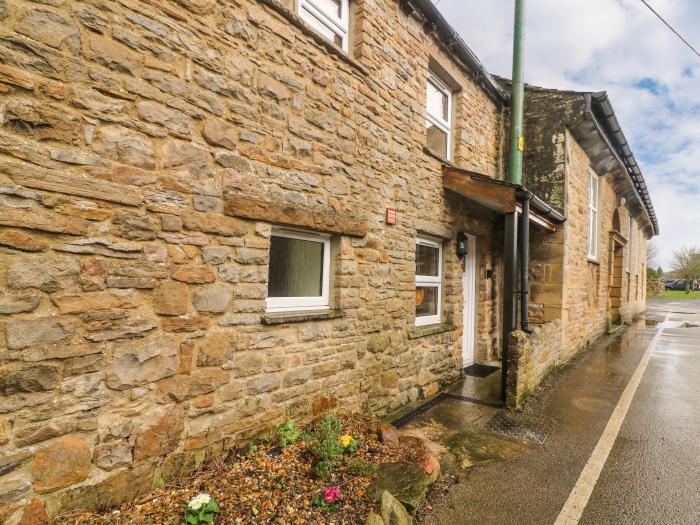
top-left (437, 0), bottom-right (700, 268)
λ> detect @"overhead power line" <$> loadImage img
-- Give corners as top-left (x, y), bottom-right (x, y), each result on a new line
top-left (639, 0), bottom-right (700, 59)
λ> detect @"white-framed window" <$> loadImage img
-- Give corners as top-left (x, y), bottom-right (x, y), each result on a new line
top-left (588, 171), bottom-right (599, 260)
top-left (426, 73), bottom-right (452, 160)
top-left (266, 228), bottom-right (331, 313)
top-left (298, 0), bottom-right (350, 52)
top-left (627, 215), bottom-right (634, 272)
top-left (415, 236), bottom-right (443, 326)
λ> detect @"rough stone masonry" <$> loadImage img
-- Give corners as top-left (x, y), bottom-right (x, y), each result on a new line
top-left (0, 0), bottom-right (511, 519)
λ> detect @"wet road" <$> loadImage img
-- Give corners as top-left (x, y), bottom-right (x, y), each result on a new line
top-left (421, 299), bottom-right (700, 525)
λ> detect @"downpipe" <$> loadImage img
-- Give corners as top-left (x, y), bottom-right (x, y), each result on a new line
top-left (518, 190), bottom-right (534, 335)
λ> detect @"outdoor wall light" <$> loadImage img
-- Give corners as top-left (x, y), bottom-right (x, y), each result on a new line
top-left (456, 232), bottom-right (468, 258)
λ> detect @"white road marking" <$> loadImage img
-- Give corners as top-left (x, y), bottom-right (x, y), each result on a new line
top-left (553, 312), bottom-right (671, 525)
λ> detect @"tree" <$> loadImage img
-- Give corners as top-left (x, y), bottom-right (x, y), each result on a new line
top-left (656, 266), bottom-right (664, 277)
top-left (647, 240), bottom-right (659, 268)
top-left (671, 246), bottom-right (700, 293)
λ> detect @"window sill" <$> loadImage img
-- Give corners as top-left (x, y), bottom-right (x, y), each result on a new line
top-left (423, 146), bottom-right (455, 167)
top-left (587, 257), bottom-right (600, 265)
top-left (262, 309), bottom-right (343, 325)
top-left (408, 323), bottom-right (456, 339)
top-left (259, 0), bottom-right (369, 77)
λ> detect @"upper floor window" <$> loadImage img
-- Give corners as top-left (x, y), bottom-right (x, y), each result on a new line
top-left (588, 172), bottom-right (599, 260)
top-left (415, 236), bottom-right (443, 326)
top-left (299, 0), bottom-right (350, 52)
top-left (266, 229), bottom-right (331, 312)
top-left (627, 215), bottom-right (634, 272)
top-left (426, 74), bottom-right (452, 160)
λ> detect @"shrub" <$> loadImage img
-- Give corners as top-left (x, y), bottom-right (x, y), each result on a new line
top-left (259, 420), bottom-right (301, 448)
top-left (307, 414), bottom-right (344, 478)
top-left (346, 458), bottom-right (376, 477)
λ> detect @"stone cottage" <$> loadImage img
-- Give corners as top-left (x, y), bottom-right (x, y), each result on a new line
top-left (0, 0), bottom-right (656, 520)
top-left (506, 86), bottom-right (658, 405)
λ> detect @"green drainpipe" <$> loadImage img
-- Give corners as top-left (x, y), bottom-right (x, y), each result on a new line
top-left (508, 0), bottom-right (525, 185)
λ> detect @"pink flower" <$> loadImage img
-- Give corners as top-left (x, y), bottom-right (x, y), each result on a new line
top-left (322, 486), bottom-right (341, 504)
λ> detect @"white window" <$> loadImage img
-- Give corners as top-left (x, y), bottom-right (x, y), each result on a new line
top-left (299, 0), bottom-right (350, 51)
top-left (588, 172), bottom-right (599, 259)
top-left (415, 236), bottom-right (443, 326)
top-left (627, 215), bottom-right (634, 272)
top-left (426, 74), bottom-right (452, 160)
top-left (266, 229), bottom-right (331, 312)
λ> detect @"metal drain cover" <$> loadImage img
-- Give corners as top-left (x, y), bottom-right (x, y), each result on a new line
top-left (483, 410), bottom-right (554, 445)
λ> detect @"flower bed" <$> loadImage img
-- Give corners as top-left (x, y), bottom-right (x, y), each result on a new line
top-left (55, 416), bottom-right (415, 525)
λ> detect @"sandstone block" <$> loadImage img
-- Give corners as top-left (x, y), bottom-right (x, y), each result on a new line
top-left (93, 440), bottom-right (132, 471)
top-left (162, 316), bottom-right (210, 332)
top-left (5, 316), bottom-right (76, 350)
top-left (111, 211), bottom-right (158, 240)
top-left (196, 332), bottom-right (234, 367)
top-left (153, 281), bottom-right (190, 316)
top-left (182, 212), bottom-right (247, 237)
top-left (193, 284), bottom-right (232, 313)
top-left (156, 374), bottom-right (190, 402)
top-left (52, 290), bottom-right (137, 314)
top-left (16, 8), bottom-right (80, 53)
top-left (202, 246), bottom-right (230, 265)
top-left (87, 33), bottom-right (141, 75)
top-left (161, 139), bottom-right (209, 176)
top-left (0, 293), bottom-right (40, 314)
top-left (172, 265), bottom-right (216, 284)
top-left (246, 374), bottom-right (280, 395)
top-left (105, 334), bottom-right (178, 389)
top-left (0, 475), bottom-right (31, 506)
top-left (138, 101), bottom-right (191, 136)
top-left (91, 125), bottom-right (155, 169)
top-left (190, 368), bottom-right (229, 396)
top-left (222, 352), bottom-right (262, 377)
top-left (0, 364), bottom-right (61, 395)
top-left (201, 118), bottom-right (237, 149)
top-left (283, 367), bottom-right (311, 387)
top-left (0, 204), bottom-right (90, 236)
top-left (19, 498), bottom-right (48, 525)
top-left (31, 435), bottom-right (92, 493)
top-left (161, 214), bottom-right (183, 231)
top-left (0, 230), bottom-right (49, 252)
top-left (133, 406), bottom-right (185, 461)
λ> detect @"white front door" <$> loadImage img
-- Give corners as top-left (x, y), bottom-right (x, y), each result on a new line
top-left (462, 234), bottom-right (477, 368)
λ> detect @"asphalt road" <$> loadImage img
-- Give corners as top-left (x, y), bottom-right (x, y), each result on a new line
top-left (421, 299), bottom-right (700, 525)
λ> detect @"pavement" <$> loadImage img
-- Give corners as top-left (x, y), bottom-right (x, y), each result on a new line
top-left (414, 299), bottom-right (700, 525)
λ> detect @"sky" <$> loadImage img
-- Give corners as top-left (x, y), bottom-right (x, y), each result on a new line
top-left (436, 0), bottom-right (700, 270)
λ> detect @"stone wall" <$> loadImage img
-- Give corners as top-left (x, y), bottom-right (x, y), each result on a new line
top-left (561, 131), bottom-right (647, 357)
top-left (0, 0), bottom-right (506, 519)
top-left (646, 278), bottom-right (665, 298)
top-left (506, 320), bottom-right (563, 409)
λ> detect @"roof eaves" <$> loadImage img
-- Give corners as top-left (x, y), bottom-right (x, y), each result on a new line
top-left (588, 92), bottom-right (659, 236)
top-left (409, 0), bottom-right (508, 103)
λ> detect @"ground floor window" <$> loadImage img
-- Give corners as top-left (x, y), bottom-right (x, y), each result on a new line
top-left (266, 229), bottom-right (331, 312)
top-left (415, 236), bottom-right (443, 326)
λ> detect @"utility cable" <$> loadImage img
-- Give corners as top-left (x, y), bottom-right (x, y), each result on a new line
top-left (639, 0), bottom-right (700, 59)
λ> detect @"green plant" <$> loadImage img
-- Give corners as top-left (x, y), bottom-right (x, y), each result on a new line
top-left (307, 414), bottom-right (344, 478)
top-left (346, 458), bottom-right (376, 477)
top-left (185, 493), bottom-right (219, 524)
top-left (338, 434), bottom-right (358, 454)
top-left (259, 420), bottom-right (301, 448)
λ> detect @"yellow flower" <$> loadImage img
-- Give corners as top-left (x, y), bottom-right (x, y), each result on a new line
top-left (339, 434), bottom-right (353, 447)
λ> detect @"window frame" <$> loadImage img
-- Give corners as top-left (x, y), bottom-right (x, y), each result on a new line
top-left (587, 171), bottom-right (599, 260)
top-left (298, 0), bottom-right (350, 52)
top-left (415, 236), bottom-right (443, 327)
top-left (426, 73), bottom-right (453, 160)
top-left (627, 215), bottom-right (634, 273)
top-left (265, 228), bottom-right (331, 313)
